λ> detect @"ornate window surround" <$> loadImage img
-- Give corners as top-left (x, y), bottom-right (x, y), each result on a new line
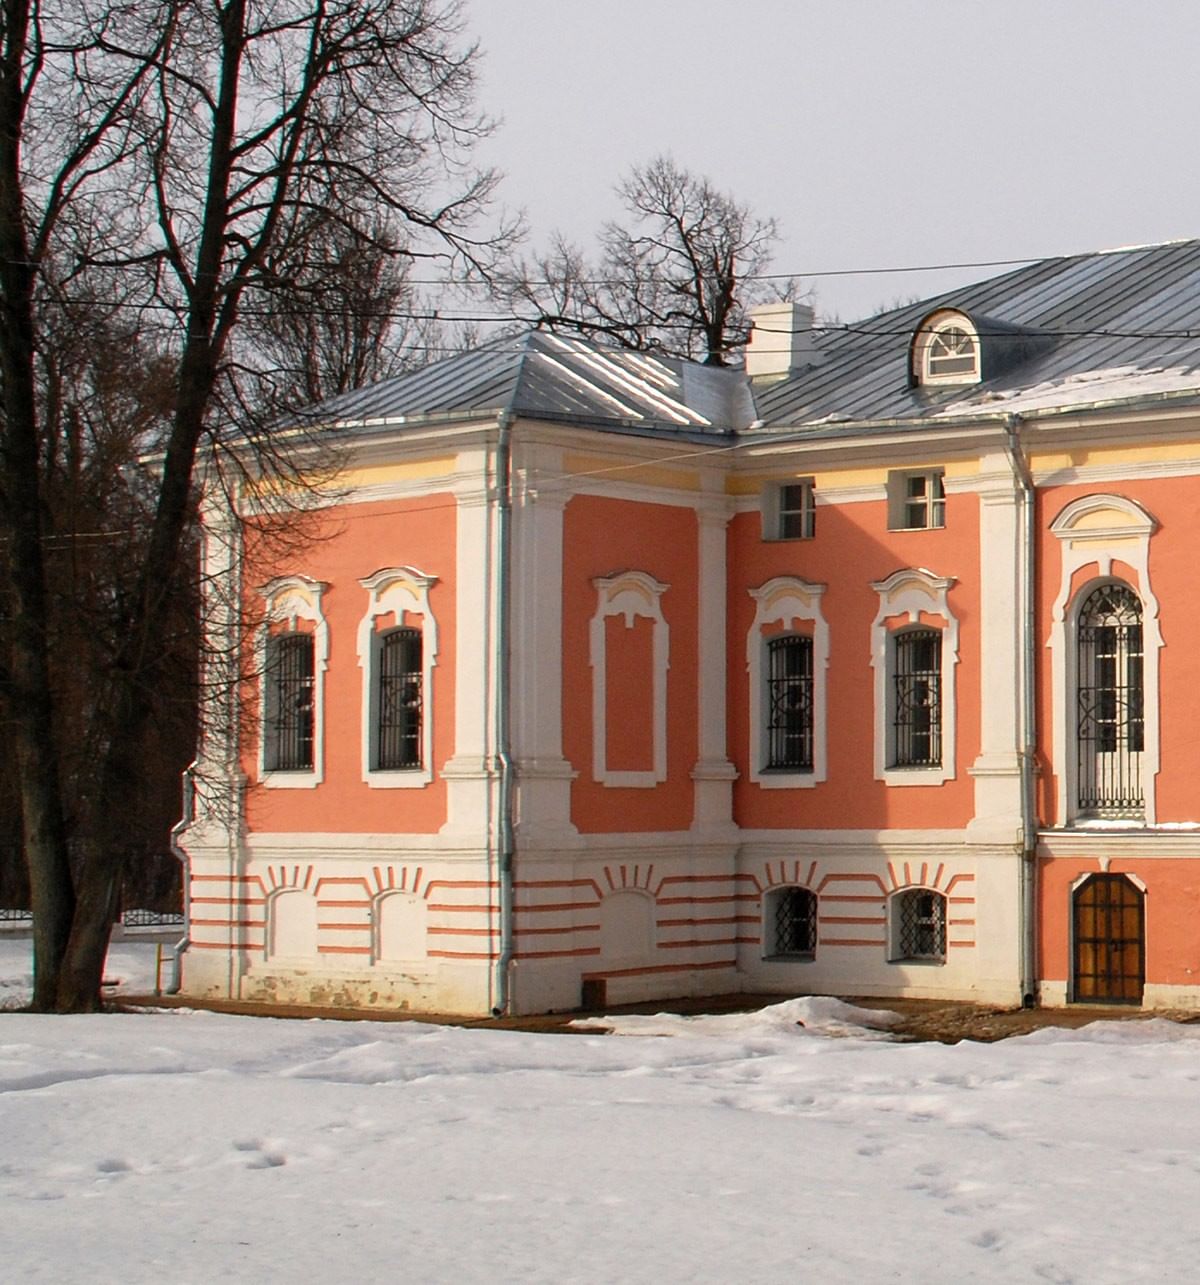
top-left (747, 577), bottom-right (829, 788)
top-left (257, 575), bottom-right (329, 789)
top-left (590, 570), bottom-right (670, 788)
top-left (358, 566), bottom-right (439, 788)
top-left (870, 568), bottom-right (959, 786)
top-left (1048, 494), bottom-right (1161, 825)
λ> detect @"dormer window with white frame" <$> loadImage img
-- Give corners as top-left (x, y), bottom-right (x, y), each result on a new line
top-left (911, 310), bottom-right (981, 386)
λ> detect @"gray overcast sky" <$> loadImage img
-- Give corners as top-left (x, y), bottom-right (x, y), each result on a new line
top-left (462, 0), bottom-right (1200, 322)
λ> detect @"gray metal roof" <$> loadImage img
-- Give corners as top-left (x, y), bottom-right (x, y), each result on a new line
top-left (755, 239), bottom-right (1200, 429)
top-left (301, 329), bottom-right (752, 436)
top-left (296, 240), bottom-right (1200, 445)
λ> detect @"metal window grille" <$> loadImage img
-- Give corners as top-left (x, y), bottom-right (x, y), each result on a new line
top-left (896, 889), bottom-right (946, 960)
top-left (377, 627), bottom-right (422, 770)
top-left (777, 482), bottom-right (815, 539)
top-left (772, 887), bottom-right (817, 955)
top-left (264, 632), bottom-right (315, 771)
top-left (903, 471), bottom-right (946, 529)
top-left (892, 630), bottom-right (941, 767)
top-left (1077, 584), bottom-right (1144, 816)
top-left (766, 635), bottom-right (813, 770)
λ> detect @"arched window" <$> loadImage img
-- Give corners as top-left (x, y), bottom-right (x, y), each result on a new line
top-left (765, 635), bottom-right (814, 771)
top-left (925, 323), bottom-right (978, 380)
top-left (376, 627), bottom-right (423, 770)
top-left (890, 889), bottom-right (946, 962)
top-left (1076, 583), bottom-right (1144, 817)
top-left (765, 886), bottom-right (817, 958)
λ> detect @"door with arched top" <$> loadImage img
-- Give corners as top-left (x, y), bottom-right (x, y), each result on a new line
top-left (1072, 874), bottom-right (1144, 1003)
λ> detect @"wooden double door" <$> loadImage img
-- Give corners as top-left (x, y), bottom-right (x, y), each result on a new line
top-left (1072, 874), bottom-right (1144, 1003)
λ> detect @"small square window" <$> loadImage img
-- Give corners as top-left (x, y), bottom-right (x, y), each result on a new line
top-left (888, 470), bottom-right (945, 531)
top-left (767, 887), bottom-right (817, 958)
top-left (764, 480), bottom-right (815, 540)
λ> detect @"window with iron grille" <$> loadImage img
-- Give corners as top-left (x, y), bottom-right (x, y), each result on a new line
top-left (768, 886), bottom-right (817, 957)
top-left (892, 889), bottom-right (946, 961)
top-left (892, 630), bottom-right (942, 767)
top-left (765, 634), bottom-right (814, 771)
top-left (264, 632), bottom-right (315, 771)
top-left (376, 627), bottom-right (423, 770)
top-left (1076, 583), bottom-right (1144, 816)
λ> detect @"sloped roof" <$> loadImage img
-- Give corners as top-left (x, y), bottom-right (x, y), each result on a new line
top-left (302, 329), bottom-right (753, 437)
top-left (756, 239), bottom-right (1200, 429)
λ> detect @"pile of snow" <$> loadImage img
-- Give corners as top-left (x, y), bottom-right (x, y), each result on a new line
top-left (575, 995), bottom-right (901, 1040)
top-left (5, 935), bottom-right (1200, 1281)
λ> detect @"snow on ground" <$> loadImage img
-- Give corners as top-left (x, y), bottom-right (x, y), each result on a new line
top-left (3, 938), bottom-right (1200, 1283)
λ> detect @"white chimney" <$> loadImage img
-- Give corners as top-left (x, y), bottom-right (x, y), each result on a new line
top-left (746, 302), bottom-right (821, 381)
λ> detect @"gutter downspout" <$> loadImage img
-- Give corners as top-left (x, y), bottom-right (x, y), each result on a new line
top-left (492, 411), bottom-right (516, 1016)
top-left (165, 762), bottom-right (196, 995)
top-left (1003, 413), bottom-right (1038, 1008)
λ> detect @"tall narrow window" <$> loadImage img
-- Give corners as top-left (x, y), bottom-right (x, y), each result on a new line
top-left (893, 630), bottom-right (942, 767)
top-left (265, 632), bottom-right (315, 771)
top-left (1076, 584), bottom-right (1144, 817)
top-left (765, 635), bottom-right (814, 771)
top-left (377, 627), bottom-right (423, 770)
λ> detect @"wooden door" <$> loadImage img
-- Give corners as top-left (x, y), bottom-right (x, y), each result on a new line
top-left (1072, 874), bottom-right (1144, 1003)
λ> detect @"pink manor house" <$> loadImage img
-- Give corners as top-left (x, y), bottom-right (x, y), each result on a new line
top-left (179, 240), bottom-right (1200, 1015)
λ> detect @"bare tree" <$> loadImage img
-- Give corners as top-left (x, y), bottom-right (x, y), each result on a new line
top-left (0, 0), bottom-right (513, 1011)
top-left (512, 156), bottom-right (796, 366)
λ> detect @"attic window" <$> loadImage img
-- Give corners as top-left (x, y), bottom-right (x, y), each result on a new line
top-left (913, 312), bottom-right (980, 386)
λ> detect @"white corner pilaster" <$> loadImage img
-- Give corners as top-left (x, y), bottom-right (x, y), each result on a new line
top-left (967, 457), bottom-right (1025, 843)
top-left (439, 447), bottom-right (501, 839)
top-left (510, 448), bottom-right (578, 843)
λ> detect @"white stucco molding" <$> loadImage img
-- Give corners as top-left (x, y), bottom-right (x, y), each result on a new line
top-left (257, 575), bottom-right (329, 789)
top-left (357, 566), bottom-right (439, 788)
top-left (746, 576), bottom-right (829, 789)
top-left (590, 570), bottom-right (670, 788)
top-left (870, 568), bottom-right (959, 787)
top-left (1048, 494), bottom-right (1161, 824)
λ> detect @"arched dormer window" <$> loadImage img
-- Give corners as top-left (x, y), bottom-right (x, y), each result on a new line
top-left (911, 310), bottom-right (981, 386)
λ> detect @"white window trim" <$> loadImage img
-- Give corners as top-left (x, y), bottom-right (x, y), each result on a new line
top-left (590, 570), bottom-right (670, 788)
top-left (912, 310), bottom-right (981, 386)
top-left (257, 575), bottom-right (329, 789)
top-left (748, 577), bottom-right (828, 788)
top-left (761, 478), bottom-right (815, 541)
top-left (870, 568), bottom-right (958, 786)
top-left (1048, 495), bottom-right (1161, 825)
top-left (358, 566), bottom-right (439, 788)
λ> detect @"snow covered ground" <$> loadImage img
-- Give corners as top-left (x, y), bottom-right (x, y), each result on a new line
top-left (2, 938), bottom-right (1199, 1283)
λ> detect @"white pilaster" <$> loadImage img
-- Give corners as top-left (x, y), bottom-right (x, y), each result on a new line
top-left (510, 447), bottom-right (577, 843)
top-left (439, 447), bottom-right (501, 839)
top-left (692, 497), bottom-right (738, 832)
top-left (966, 455), bottom-right (1025, 843)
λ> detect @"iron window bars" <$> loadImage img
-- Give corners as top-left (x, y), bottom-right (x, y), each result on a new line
top-left (772, 887), bottom-right (817, 956)
top-left (896, 889), bottom-right (946, 960)
top-left (1076, 584), bottom-right (1144, 817)
top-left (264, 632), bottom-right (315, 771)
top-left (892, 630), bottom-right (942, 767)
top-left (766, 634), bottom-right (814, 771)
top-left (377, 627), bottom-right (423, 770)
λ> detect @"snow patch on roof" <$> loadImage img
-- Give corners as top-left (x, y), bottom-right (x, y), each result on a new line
top-left (935, 362), bottom-right (1200, 417)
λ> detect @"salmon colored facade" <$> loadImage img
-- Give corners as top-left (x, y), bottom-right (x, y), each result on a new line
top-left (177, 244), bottom-right (1200, 1015)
